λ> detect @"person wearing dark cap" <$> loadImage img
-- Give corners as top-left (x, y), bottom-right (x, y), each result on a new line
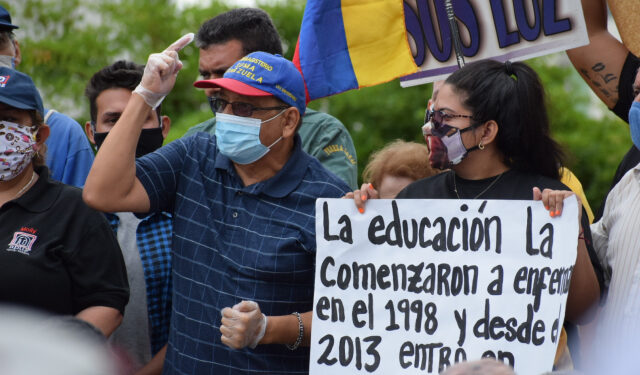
top-left (83, 35), bottom-right (350, 375)
top-left (0, 67), bottom-right (129, 337)
top-left (0, 4), bottom-right (95, 188)
top-left (0, 5), bottom-right (20, 69)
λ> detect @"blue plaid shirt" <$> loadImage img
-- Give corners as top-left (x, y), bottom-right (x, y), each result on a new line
top-left (106, 211), bottom-right (172, 355)
top-left (135, 133), bottom-right (350, 375)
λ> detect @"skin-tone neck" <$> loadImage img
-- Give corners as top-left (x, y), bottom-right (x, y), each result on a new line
top-left (0, 164), bottom-right (38, 207)
top-left (233, 136), bottom-right (295, 186)
top-left (452, 141), bottom-right (509, 180)
top-left (0, 37), bottom-right (22, 66)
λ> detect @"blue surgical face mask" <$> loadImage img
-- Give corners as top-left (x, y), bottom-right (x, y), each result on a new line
top-left (629, 101), bottom-right (640, 150)
top-left (215, 111), bottom-right (285, 165)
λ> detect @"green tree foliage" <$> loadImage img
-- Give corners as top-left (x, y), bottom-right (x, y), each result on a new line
top-left (7, 0), bottom-right (629, 209)
top-left (8, 0), bottom-right (232, 139)
top-left (528, 56), bottom-right (631, 211)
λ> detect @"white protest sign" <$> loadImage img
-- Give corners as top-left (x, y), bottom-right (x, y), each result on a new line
top-left (311, 198), bottom-right (578, 375)
top-left (400, 0), bottom-right (588, 86)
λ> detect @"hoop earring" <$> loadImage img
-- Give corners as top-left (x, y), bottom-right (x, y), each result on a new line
top-left (478, 140), bottom-right (485, 150)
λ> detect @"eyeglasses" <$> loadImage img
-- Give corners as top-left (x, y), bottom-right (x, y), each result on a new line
top-left (424, 109), bottom-right (476, 137)
top-left (208, 97), bottom-right (289, 117)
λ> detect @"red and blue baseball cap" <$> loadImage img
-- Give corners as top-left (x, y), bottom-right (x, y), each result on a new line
top-left (0, 67), bottom-right (44, 117)
top-left (0, 5), bottom-right (18, 30)
top-left (194, 52), bottom-right (306, 115)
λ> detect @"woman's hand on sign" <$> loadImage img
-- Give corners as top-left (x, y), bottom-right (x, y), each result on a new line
top-left (532, 187), bottom-right (582, 223)
top-left (343, 183), bottom-right (379, 214)
top-left (135, 33), bottom-right (194, 109)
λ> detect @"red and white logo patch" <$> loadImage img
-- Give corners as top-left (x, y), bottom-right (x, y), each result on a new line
top-left (0, 75), bottom-right (10, 88)
top-left (7, 231), bottom-right (37, 255)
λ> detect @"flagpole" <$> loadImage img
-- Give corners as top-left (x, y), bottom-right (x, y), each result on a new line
top-left (444, 0), bottom-right (465, 68)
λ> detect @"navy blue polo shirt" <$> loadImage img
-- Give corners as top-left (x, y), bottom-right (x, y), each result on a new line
top-left (135, 133), bottom-right (350, 375)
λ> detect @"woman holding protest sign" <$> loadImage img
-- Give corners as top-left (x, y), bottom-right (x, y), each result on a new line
top-left (352, 59), bottom-right (602, 332)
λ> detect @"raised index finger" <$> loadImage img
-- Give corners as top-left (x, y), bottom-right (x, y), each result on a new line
top-left (164, 32), bottom-right (195, 53)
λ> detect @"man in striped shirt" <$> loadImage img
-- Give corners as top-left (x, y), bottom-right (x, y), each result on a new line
top-left (567, 0), bottom-right (640, 371)
top-left (587, 74), bottom-right (640, 373)
top-left (83, 35), bottom-right (350, 375)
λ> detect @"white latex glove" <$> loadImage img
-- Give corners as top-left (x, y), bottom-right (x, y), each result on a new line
top-left (220, 300), bottom-right (267, 349)
top-left (134, 32), bottom-right (194, 109)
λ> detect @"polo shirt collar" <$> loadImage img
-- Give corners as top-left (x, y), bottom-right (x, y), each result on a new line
top-left (214, 134), bottom-right (312, 198)
top-left (11, 166), bottom-right (62, 213)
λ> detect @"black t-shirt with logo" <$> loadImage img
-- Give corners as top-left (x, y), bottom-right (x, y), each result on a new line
top-left (0, 167), bottom-right (129, 315)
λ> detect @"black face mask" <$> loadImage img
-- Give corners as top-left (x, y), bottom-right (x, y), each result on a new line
top-left (93, 127), bottom-right (164, 158)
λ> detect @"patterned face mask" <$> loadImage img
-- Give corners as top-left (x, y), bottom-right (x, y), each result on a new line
top-left (422, 111), bottom-right (480, 170)
top-left (0, 121), bottom-right (37, 181)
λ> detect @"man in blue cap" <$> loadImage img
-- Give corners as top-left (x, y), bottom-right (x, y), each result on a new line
top-left (83, 35), bottom-right (350, 374)
top-left (0, 4), bottom-right (94, 187)
top-left (184, 8), bottom-right (358, 189)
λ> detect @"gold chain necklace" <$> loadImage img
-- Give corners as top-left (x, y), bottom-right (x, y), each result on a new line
top-left (452, 170), bottom-right (504, 199)
top-left (14, 171), bottom-right (36, 199)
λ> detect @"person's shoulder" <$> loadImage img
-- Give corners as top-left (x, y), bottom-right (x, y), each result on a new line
top-left (532, 174), bottom-right (568, 190)
top-left (183, 117), bottom-right (216, 137)
top-left (507, 170), bottom-right (569, 191)
top-left (43, 178), bottom-right (98, 217)
top-left (169, 130), bottom-right (216, 150)
top-left (138, 133), bottom-right (218, 171)
top-left (397, 171), bottom-right (448, 198)
top-left (45, 109), bottom-right (82, 128)
top-left (303, 156), bottom-right (351, 196)
top-left (610, 163), bottom-right (640, 197)
top-left (299, 108), bottom-right (355, 156)
top-left (409, 171), bottom-right (449, 189)
top-left (51, 180), bottom-right (87, 205)
top-left (301, 108), bottom-right (347, 129)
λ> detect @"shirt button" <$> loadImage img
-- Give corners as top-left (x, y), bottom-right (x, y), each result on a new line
top-left (232, 212), bottom-right (238, 218)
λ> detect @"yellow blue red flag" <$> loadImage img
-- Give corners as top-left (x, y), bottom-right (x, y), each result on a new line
top-left (293, 0), bottom-right (419, 101)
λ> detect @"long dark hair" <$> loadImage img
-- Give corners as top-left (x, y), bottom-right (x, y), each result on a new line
top-left (445, 59), bottom-right (563, 179)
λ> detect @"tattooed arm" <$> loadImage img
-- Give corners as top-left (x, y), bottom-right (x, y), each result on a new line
top-left (567, 0), bottom-right (629, 109)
